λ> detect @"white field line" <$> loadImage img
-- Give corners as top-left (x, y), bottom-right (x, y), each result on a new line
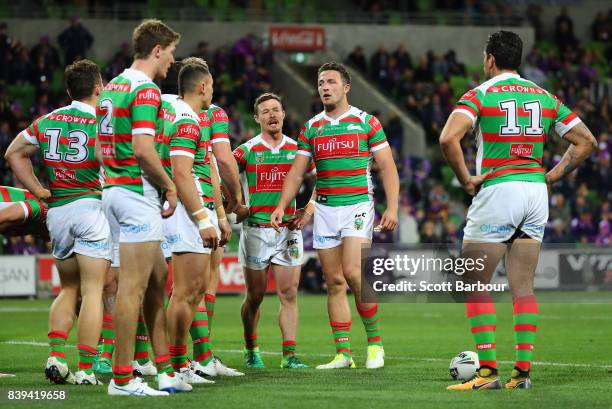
top-left (2, 341), bottom-right (611, 370)
top-left (2, 308), bottom-right (611, 321)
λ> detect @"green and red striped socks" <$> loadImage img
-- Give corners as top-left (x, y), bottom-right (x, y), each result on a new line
top-left (282, 340), bottom-right (296, 357)
top-left (190, 307), bottom-right (213, 365)
top-left (113, 364), bottom-right (133, 386)
top-left (134, 313), bottom-right (150, 364)
top-left (330, 321), bottom-right (351, 358)
top-left (48, 330), bottom-right (68, 363)
top-left (98, 314), bottom-right (114, 362)
top-left (357, 304), bottom-right (383, 347)
top-left (155, 354), bottom-right (175, 376)
top-left (513, 295), bottom-right (538, 374)
top-left (466, 294), bottom-right (497, 374)
top-left (78, 344), bottom-right (97, 375)
top-left (244, 332), bottom-right (258, 351)
top-left (205, 294), bottom-right (216, 334)
top-left (169, 345), bottom-right (189, 371)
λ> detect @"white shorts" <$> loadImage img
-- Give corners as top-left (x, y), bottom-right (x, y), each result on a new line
top-left (46, 198), bottom-right (111, 260)
top-left (164, 202), bottom-right (219, 254)
top-left (312, 201), bottom-right (374, 249)
top-left (239, 225), bottom-right (303, 270)
top-left (464, 181), bottom-right (548, 242)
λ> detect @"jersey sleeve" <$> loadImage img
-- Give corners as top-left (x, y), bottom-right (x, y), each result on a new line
top-left (307, 160), bottom-right (316, 176)
top-left (453, 89), bottom-right (484, 127)
top-left (553, 98), bottom-right (581, 138)
top-left (233, 144), bottom-right (247, 172)
top-left (21, 116), bottom-right (42, 145)
top-left (296, 125), bottom-right (312, 157)
top-left (367, 115), bottom-right (389, 153)
top-left (131, 84), bottom-right (161, 136)
top-left (170, 119), bottom-right (201, 159)
top-left (210, 107), bottom-right (230, 144)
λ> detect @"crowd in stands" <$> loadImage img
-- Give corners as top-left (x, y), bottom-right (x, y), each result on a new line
top-left (346, 8), bottom-right (611, 246)
top-left (0, 19), bottom-right (275, 254)
top-left (0, 8), bottom-right (610, 254)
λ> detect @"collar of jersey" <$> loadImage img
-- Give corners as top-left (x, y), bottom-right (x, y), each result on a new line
top-left (321, 105), bottom-right (356, 125)
top-left (123, 68), bottom-right (153, 82)
top-left (257, 133), bottom-right (287, 153)
top-left (489, 72), bottom-right (521, 82)
top-left (71, 100), bottom-right (95, 116)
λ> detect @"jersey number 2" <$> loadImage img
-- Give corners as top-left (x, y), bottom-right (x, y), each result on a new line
top-left (499, 100), bottom-right (543, 136)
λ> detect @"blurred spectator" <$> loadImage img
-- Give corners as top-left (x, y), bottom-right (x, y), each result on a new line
top-left (591, 11), bottom-right (610, 41)
top-left (554, 7), bottom-right (578, 52)
top-left (392, 44), bottom-right (412, 72)
top-left (194, 41), bottom-right (210, 62)
top-left (398, 200), bottom-right (419, 243)
top-left (347, 45), bottom-right (367, 72)
top-left (420, 221), bottom-right (440, 243)
top-left (57, 17), bottom-right (93, 64)
top-left (30, 35), bottom-right (60, 70)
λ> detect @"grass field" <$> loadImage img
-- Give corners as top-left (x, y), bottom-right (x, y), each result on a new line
top-left (1, 295), bottom-right (611, 409)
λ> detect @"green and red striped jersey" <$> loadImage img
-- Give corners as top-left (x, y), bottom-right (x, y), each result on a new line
top-left (207, 104), bottom-right (230, 145)
top-left (97, 68), bottom-right (162, 196)
top-left (156, 95), bottom-right (178, 179)
top-left (0, 186), bottom-right (45, 221)
top-left (297, 106), bottom-right (388, 207)
top-left (234, 134), bottom-right (315, 226)
top-left (22, 101), bottom-right (101, 208)
top-left (453, 72), bottom-right (581, 187)
top-left (167, 96), bottom-right (213, 203)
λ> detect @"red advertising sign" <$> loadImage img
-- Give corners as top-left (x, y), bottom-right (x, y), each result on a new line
top-left (38, 254), bottom-right (276, 295)
top-left (269, 26), bottom-right (326, 51)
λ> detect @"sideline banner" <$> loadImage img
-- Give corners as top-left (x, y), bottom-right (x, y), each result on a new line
top-left (0, 256), bottom-right (36, 296)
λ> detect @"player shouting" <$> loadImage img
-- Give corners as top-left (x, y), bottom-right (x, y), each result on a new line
top-left (234, 93), bottom-right (313, 369)
top-left (440, 31), bottom-right (597, 390)
top-left (271, 62), bottom-right (399, 369)
top-left (6, 60), bottom-right (110, 386)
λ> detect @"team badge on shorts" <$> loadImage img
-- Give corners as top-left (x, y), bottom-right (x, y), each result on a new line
top-left (354, 213), bottom-right (365, 230)
top-left (288, 245), bottom-right (300, 259)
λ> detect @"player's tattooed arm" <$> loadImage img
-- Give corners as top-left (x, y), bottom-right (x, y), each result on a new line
top-left (4, 133), bottom-right (50, 201)
top-left (546, 123), bottom-right (598, 184)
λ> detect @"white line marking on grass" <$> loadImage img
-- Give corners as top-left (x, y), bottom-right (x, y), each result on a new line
top-left (540, 315), bottom-right (612, 321)
top-left (4, 341), bottom-right (609, 369)
top-left (0, 307), bottom-right (49, 312)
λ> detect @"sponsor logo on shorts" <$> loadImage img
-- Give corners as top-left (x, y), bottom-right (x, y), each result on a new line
top-left (247, 255), bottom-right (267, 265)
top-left (75, 238), bottom-right (110, 250)
top-left (54, 168), bottom-right (76, 181)
top-left (479, 224), bottom-right (513, 235)
top-left (509, 143), bottom-right (534, 157)
top-left (523, 223), bottom-right (545, 234)
top-left (314, 234), bottom-right (334, 245)
top-left (165, 234), bottom-right (181, 244)
top-left (121, 223), bottom-right (152, 234)
top-left (313, 134), bottom-right (359, 159)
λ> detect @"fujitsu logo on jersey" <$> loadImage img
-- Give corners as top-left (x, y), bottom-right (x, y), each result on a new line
top-left (177, 123), bottom-right (200, 138)
top-left (313, 134), bottom-right (359, 159)
top-left (509, 143), bottom-right (534, 157)
top-left (135, 88), bottom-right (160, 105)
top-left (54, 168), bottom-right (76, 181)
top-left (101, 144), bottom-right (115, 157)
top-left (255, 163), bottom-right (291, 192)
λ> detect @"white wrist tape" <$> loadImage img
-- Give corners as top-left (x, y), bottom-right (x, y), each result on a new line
top-left (198, 217), bottom-right (214, 231)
